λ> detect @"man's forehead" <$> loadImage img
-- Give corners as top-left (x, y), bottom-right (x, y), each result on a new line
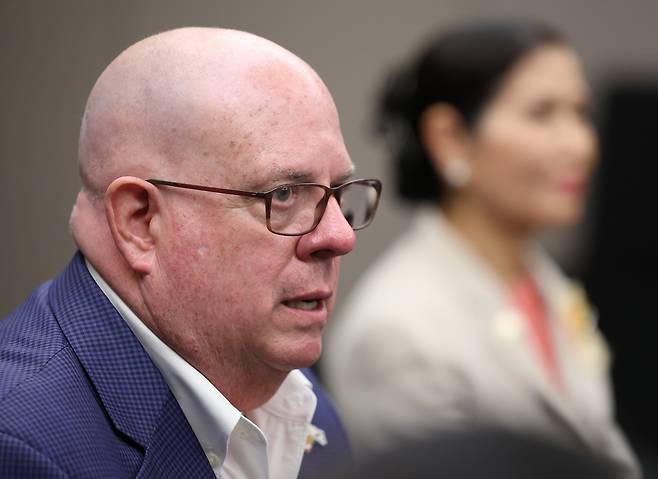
top-left (201, 95), bottom-right (352, 189)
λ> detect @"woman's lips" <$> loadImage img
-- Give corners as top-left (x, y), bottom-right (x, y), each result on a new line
top-left (558, 177), bottom-right (588, 195)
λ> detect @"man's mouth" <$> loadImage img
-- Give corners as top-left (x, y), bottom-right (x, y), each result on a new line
top-left (283, 300), bottom-right (321, 311)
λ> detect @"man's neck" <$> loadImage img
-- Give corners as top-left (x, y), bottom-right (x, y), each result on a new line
top-left (192, 356), bottom-right (289, 412)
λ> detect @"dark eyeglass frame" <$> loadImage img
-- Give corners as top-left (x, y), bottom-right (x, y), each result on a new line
top-left (146, 178), bottom-right (382, 236)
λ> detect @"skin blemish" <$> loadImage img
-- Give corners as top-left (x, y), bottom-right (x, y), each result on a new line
top-left (195, 245), bottom-right (210, 258)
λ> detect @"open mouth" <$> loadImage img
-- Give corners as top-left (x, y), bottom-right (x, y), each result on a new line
top-left (283, 299), bottom-right (322, 311)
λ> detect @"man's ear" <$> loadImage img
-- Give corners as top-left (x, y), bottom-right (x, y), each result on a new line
top-left (419, 103), bottom-right (472, 178)
top-left (104, 177), bottom-right (161, 275)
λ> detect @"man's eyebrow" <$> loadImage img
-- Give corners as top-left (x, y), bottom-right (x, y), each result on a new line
top-left (267, 169), bottom-right (315, 185)
top-left (332, 167), bottom-right (355, 186)
top-left (258, 166), bottom-right (356, 188)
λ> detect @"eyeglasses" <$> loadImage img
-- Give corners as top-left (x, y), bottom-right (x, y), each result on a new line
top-left (147, 178), bottom-right (382, 236)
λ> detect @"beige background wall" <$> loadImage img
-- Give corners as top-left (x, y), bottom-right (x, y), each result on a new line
top-left (1, 0), bottom-right (657, 317)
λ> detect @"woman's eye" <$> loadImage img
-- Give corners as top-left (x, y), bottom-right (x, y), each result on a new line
top-left (274, 186), bottom-right (293, 202)
top-left (526, 100), bottom-right (555, 122)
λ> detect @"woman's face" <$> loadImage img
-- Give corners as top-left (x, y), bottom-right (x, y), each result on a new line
top-left (466, 44), bottom-right (597, 230)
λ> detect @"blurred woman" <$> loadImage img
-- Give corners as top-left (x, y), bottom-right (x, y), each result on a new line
top-left (324, 21), bottom-right (638, 477)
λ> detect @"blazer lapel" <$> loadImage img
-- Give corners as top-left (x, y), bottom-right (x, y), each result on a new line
top-left (137, 394), bottom-right (215, 478)
top-left (49, 253), bottom-right (214, 478)
top-left (489, 305), bottom-right (593, 450)
top-left (528, 249), bottom-right (614, 449)
top-left (486, 245), bottom-right (600, 450)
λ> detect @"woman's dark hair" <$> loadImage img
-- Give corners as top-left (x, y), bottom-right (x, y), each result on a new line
top-left (377, 21), bottom-right (565, 202)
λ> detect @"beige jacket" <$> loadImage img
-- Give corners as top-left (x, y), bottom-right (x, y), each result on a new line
top-left (324, 207), bottom-right (638, 477)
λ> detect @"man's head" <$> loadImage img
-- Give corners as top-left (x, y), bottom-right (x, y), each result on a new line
top-left (70, 27), bottom-right (372, 409)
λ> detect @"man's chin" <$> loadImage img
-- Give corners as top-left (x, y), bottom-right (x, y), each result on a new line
top-left (270, 339), bottom-right (323, 372)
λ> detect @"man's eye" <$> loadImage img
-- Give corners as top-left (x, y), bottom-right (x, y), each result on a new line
top-left (274, 186), bottom-right (293, 202)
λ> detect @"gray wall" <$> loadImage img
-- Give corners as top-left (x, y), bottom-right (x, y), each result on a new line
top-left (1, 0), bottom-right (657, 317)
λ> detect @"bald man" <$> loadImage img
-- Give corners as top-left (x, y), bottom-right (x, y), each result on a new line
top-left (0, 28), bottom-right (381, 478)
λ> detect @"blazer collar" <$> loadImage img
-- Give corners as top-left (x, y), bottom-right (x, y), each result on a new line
top-left (47, 252), bottom-right (177, 448)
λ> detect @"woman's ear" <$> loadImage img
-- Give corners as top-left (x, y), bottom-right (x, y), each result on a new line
top-left (419, 103), bottom-right (473, 187)
top-left (104, 177), bottom-right (161, 275)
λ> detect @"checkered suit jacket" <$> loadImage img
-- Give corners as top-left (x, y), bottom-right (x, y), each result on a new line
top-left (0, 253), bottom-right (351, 478)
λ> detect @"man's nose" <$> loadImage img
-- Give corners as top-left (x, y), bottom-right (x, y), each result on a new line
top-left (296, 197), bottom-right (356, 260)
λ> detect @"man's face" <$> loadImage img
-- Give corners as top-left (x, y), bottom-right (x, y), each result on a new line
top-left (146, 76), bottom-right (356, 376)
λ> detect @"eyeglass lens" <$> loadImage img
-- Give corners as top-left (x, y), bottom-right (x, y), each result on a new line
top-left (268, 182), bottom-right (378, 235)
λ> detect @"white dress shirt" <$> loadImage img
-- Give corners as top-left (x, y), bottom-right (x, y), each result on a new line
top-left (86, 260), bottom-right (318, 479)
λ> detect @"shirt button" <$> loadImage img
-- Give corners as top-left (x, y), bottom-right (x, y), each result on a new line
top-left (206, 451), bottom-right (221, 470)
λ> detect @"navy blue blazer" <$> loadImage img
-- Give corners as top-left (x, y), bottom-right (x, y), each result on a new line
top-left (0, 253), bottom-right (351, 478)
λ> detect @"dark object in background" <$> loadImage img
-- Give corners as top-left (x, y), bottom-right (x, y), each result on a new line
top-left (334, 429), bottom-right (620, 479)
top-left (584, 83), bottom-right (658, 475)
